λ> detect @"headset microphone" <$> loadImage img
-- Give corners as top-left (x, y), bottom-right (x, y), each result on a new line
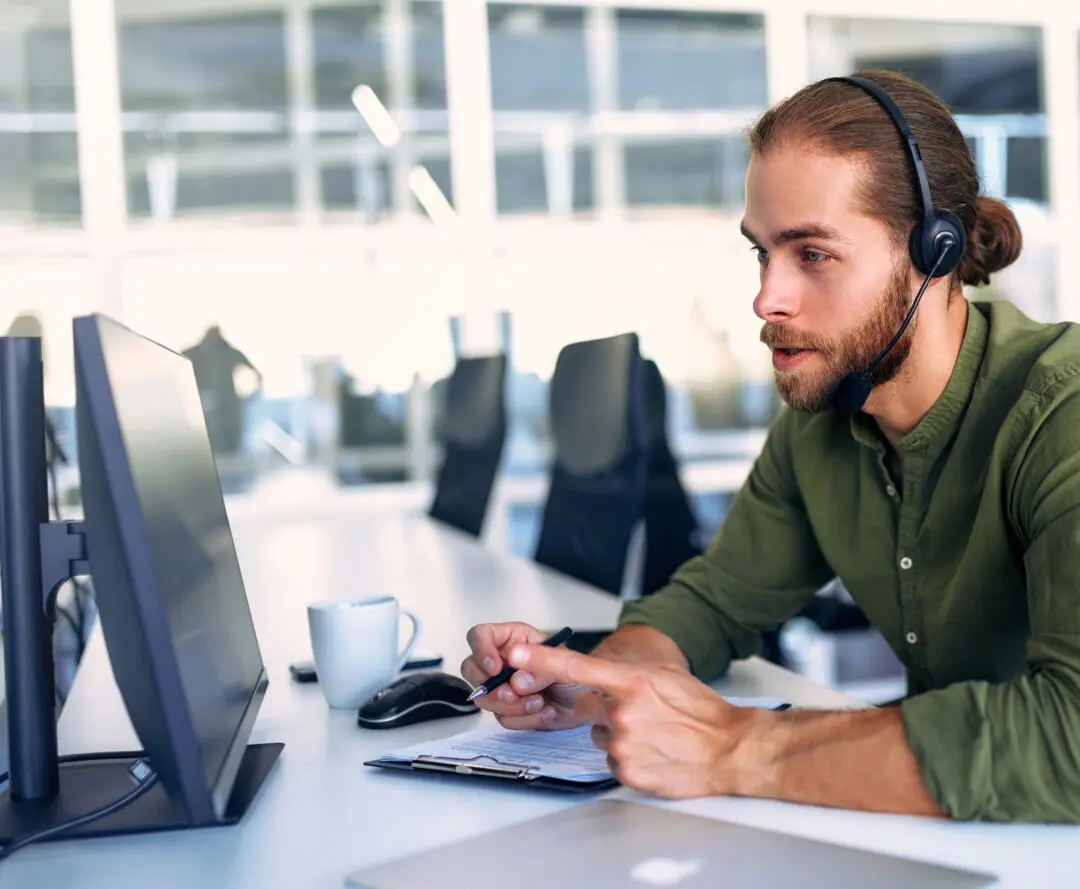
top-left (830, 240), bottom-right (953, 414)
top-left (823, 75), bottom-right (967, 414)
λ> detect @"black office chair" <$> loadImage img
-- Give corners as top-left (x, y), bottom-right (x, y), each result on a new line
top-left (640, 359), bottom-right (702, 597)
top-left (335, 378), bottom-right (409, 485)
top-left (428, 354), bottom-right (508, 538)
top-left (533, 333), bottom-right (648, 595)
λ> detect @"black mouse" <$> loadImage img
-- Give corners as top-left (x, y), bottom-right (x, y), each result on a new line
top-left (357, 670), bottom-right (479, 729)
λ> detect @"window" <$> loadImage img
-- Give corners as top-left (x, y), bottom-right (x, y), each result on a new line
top-left (624, 138), bottom-right (748, 211)
top-left (489, 4), bottom-right (594, 216)
top-left (313, 1), bottom-right (450, 219)
top-left (117, 8), bottom-right (291, 220)
top-left (0, 14), bottom-right (82, 227)
top-left (489, 5), bottom-right (590, 112)
top-left (616, 10), bottom-right (766, 111)
top-left (615, 9), bottom-right (766, 215)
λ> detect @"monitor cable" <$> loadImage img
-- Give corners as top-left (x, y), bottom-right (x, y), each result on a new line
top-left (44, 418), bottom-right (91, 667)
top-left (0, 757), bottom-right (159, 865)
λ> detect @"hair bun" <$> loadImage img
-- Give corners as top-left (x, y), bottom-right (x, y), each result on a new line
top-left (958, 196), bottom-right (1023, 287)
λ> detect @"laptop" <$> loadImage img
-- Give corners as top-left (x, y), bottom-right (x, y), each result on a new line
top-left (346, 799), bottom-right (998, 888)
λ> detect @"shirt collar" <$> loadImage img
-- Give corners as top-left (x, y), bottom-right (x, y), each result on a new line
top-left (848, 300), bottom-right (988, 453)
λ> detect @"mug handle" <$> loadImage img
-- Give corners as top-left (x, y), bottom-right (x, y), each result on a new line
top-left (397, 610), bottom-right (422, 669)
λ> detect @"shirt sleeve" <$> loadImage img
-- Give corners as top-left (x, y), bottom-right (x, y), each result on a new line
top-left (901, 388), bottom-right (1080, 822)
top-left (617, 408), bottom-right (834, 681)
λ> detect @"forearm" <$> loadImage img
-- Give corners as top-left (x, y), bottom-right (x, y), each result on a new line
top-left (736, 707), bottom-right (945, 817)
top-left (592, 625), bottom-right (689, 672)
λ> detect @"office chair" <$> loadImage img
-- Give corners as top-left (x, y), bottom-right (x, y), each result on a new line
top-left (640, 359), bottom-right (702, 596)
top-left (533, 333), bottom-right (648, 595)
top-left (335, 374), bottom-right (409, 485)
top-left (428, 354), bottom-right (508, 538)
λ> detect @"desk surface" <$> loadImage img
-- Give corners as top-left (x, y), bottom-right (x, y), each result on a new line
top-left (2, 504), bottom-right (1077, 888)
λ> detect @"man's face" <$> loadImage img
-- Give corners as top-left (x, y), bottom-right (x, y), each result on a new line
top-left (741, 145), bottom-right (916, 413)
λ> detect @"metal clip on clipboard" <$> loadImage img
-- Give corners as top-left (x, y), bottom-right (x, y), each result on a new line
top-left (411, 754), bottom-right (540, 781)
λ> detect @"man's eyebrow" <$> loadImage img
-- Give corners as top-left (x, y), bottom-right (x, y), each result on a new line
top-left (739, 221), bottom-right (760, 245)
top-left (740, 221), bottom-right (848, 246)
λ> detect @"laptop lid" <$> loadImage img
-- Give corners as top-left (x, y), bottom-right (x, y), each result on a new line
top-left (346, 799), bottom-right (997, 889)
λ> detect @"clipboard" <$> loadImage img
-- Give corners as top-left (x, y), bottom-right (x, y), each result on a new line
top-left (364, 724), bottom-right (620, 793)
top-left (364, 752), bottom-right (618, 793)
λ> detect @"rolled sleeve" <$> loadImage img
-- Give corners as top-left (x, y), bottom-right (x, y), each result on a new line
top-left (902, 655), bottom-right (1080, 822)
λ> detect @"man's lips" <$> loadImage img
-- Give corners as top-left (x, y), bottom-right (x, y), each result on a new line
top-left (771, 347), bottom-right (816, 371)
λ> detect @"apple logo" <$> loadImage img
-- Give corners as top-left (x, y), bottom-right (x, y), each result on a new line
top-left (629, 857), bottom-right (706, 886)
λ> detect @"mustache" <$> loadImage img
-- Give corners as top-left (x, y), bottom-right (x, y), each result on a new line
top-left (759, 324), bottom-right (829, 352)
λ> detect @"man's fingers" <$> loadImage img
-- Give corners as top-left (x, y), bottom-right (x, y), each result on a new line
top-left (482, 692), bottom-right (547, 718)
top-left (497, 707), bottom-right (578, 732)
top-left (591, 723), bottom-right (613, 751)
top-left (508, 643), bottom-right (637, 695)
top-left (495, 713), bottom-right (547, 731)
top-left (464, 625), bottom-right (504, 675)
top-left (460, 656), bottom-right (488, 688)
top-left (574, 689), bottom-right (611, 726)
top-left (465, 622), bottom-right (548, 677)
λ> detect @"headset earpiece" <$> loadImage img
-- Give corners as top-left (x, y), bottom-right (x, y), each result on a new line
top-left (911, 208), bottom-right (965, 277)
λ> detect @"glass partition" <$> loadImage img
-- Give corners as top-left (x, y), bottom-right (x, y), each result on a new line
top-left (0, 1), bottom-right (82, 228)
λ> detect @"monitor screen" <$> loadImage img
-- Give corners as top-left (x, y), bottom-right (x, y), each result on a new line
top-left (74, 314), bottom-right (266, 822)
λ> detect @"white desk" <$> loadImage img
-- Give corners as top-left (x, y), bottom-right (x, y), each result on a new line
top-left (1, 511), bottom-right (1076, 888)
top-left (219, 458), bottom-right (753, 555)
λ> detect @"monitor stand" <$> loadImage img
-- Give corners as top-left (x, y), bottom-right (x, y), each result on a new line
top-left (0, 742), bottom-right (283, 843)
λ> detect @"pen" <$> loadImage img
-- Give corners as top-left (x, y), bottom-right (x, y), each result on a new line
top-left (467, 626), bottom-right (574, 701)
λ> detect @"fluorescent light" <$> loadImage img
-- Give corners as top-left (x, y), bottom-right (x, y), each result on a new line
top-left (408, 166), bottom-right (457, 227)
top-left (350, 85), bottom-right (401, 148)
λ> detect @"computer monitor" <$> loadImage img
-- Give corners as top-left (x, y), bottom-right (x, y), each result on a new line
top-left (74, 312), bottom-right (279, 822)
top-left (0, 314), bottom-right (282, 845)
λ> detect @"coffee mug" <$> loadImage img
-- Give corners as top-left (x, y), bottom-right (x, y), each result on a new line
top-left (306, 597), bottom-right (421, 709)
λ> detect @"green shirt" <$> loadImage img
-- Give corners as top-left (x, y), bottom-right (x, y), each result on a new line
top-left (618, 299), bottom-right (1080, 822)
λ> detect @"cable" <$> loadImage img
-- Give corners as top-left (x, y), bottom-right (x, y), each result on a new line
top-left (865, 241), bottom-right (951, 371)
top-left (54, 608), bottom-right (82, 650)
top-left (0, 760), bottom-right (159, 864)
top-left (0, 750), bottom-right (151, 790)
top-left (45, 440), bottom-right (90, 664)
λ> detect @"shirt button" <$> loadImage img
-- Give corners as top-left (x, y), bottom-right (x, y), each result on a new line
top-left (899, 556), bottom-right (913, 570)
top-left (885, 484), bottom-right (897, 498)
top-left (906, 631), bottom-right (918, 645)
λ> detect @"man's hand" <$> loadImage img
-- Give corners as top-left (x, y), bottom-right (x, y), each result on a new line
top-left (507, 642), bottom-right (760, 799)
top-left (461, 623), bottom-right (692, 732)
top-left (460, 623), bottom-right (585, 730)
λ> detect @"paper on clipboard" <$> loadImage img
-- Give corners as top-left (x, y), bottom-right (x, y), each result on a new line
top-left (379, 723), bottom-right (611, 781)
top-left (372, 695), bottom-right (787, 784)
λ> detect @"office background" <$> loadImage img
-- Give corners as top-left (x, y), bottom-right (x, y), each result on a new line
top-left (2, 0), bottom-right (1078, 699)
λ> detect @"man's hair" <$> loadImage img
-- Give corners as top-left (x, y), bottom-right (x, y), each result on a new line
top-left (748, 69), bottom-right (1022, 288)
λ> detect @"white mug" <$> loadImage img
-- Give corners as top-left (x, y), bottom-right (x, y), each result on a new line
top-left (306, 597), bottom-right (422, 710)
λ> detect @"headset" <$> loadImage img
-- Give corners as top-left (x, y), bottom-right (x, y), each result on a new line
top-left (822, 76), bottom-right (967, 414)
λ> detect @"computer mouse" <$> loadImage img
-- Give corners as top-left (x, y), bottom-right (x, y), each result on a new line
top-left (357, 670), bottom-right (479, 729)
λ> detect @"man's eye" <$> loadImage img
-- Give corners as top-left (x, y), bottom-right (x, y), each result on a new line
top-left (804, 249), bottom-right (829, 264)
top-left (751, 246), bottom-right (768, 264)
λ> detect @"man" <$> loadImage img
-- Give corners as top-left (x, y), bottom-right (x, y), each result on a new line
top-left (461, 70), bottom-right (1080, 824)
top-left (182, 325), bottom-right (263, 455)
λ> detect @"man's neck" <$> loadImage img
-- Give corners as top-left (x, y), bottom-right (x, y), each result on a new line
top-left (864, 294), bottom-right (969, 450)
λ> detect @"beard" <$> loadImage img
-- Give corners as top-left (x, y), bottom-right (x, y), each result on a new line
top-left (761, 259), bottom-right (915, 413)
